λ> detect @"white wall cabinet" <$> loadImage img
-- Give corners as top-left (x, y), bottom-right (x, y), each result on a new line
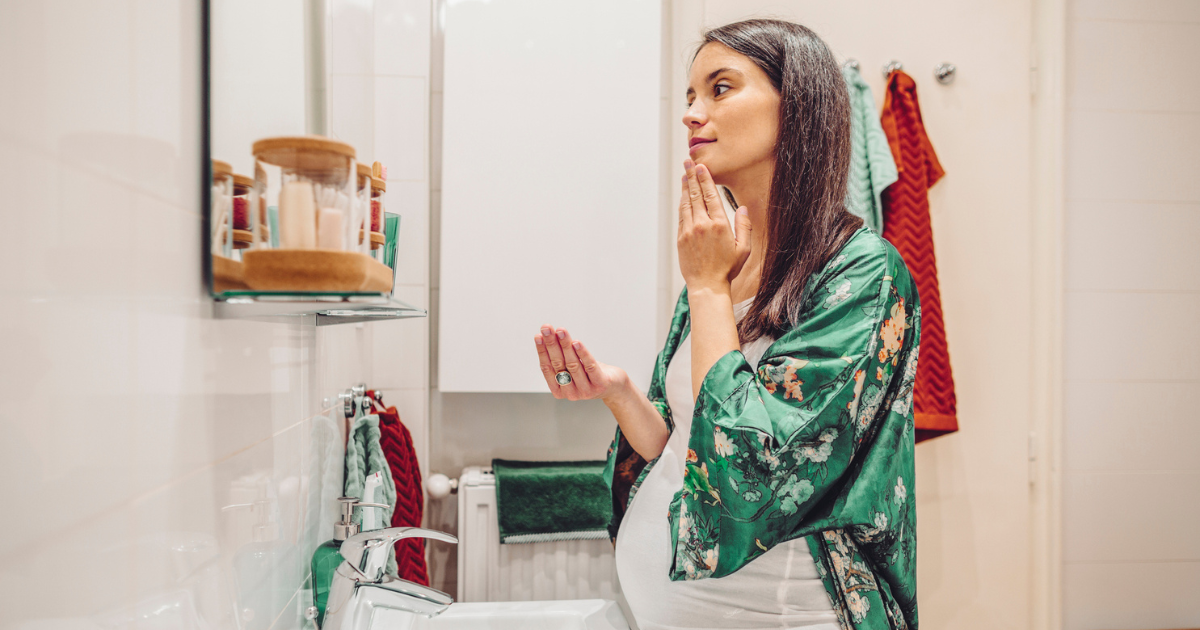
top-left (439, 0), bottom-right (662, 392)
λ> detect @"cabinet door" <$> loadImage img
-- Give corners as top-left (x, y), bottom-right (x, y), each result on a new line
top-left (439, 0), bottom-right (661, 392)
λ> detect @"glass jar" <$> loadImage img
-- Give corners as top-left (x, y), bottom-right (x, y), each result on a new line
top-left (231, 173), bottom-right (265, 253)
top-left (356, 162), bottom-right (387, 259)
top-left (211, 159), bottom-right (234, 257)
top-left (251, 136), bottom-right (360, 252)
top-left (369, 164), bottom-right (386, 255)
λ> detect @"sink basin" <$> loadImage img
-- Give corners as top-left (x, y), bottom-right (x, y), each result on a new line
top-left (374, 599), bottom-right (630, 630)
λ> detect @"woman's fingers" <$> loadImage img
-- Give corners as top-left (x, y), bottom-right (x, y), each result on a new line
top-left (678, 173), bottom-right (692, 231)
top-left (694, 164), bottom-right (726, 222)
top-left (554, 328), bottom-right (590, 390)
top-left (572, 339), bottom-right (604, 382)
top-left (539, 325), bottom-right (572, 395)
top-left (684, 160), bottom-right (707, 224)
top-left (534, 332), bottom-right (563, 397)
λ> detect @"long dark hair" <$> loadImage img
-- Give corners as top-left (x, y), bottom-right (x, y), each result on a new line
top-left (695, 19), bottom-right (863, 342)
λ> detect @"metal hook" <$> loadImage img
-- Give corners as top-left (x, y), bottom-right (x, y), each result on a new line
top-left (934, 62), bottom-right (957, 84)
top-left (842, 58), bottom-right (860, 72)
top-left (338, 383), bottom-right (368, 419)
top-left (883, 60), bottom-right (903, 77)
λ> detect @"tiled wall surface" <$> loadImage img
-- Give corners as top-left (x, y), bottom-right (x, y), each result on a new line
top-left (325, 0), bottom-right (434, 494)
top-left (1062, 1), bottom-right (1200, 628)
top-left (0, 1), bottom-right (432, 628)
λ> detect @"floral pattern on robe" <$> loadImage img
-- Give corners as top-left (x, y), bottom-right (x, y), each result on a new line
top-left (603, 227), bottom-right (921, 630)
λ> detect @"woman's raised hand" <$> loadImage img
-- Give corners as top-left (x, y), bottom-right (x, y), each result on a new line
top-left (677, 159), bottom-right (753, 291)
top-left (534, 326), bottom-right (627, 401)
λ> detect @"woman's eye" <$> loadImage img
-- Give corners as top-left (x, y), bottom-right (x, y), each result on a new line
top-left (715, 84), bottom-right (730, 96)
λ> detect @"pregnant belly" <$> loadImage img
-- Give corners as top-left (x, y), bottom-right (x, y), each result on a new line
top-left (614, 457), bottom-right (838, 630)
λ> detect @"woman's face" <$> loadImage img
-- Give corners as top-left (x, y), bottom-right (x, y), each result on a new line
top-left (684, 42), bottom-right (781, 186)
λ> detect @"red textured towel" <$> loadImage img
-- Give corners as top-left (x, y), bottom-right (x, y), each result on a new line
top-left (879, 70), bottom-right (959, 443)
top-left (372, 393), bottom-right (430, 585)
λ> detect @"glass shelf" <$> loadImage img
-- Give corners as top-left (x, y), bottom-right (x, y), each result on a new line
top-left (213, 291), bottom-right (426, 326)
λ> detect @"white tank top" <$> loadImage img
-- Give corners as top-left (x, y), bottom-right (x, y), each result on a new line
top-left (615, 298), bottom-right (840, 630)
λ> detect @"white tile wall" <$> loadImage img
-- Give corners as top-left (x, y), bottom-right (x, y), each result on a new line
top-left (1063, 561), bottom-right (1200, 630)
top-left (373, 77), bottom-right (428, 183)
top-left (1064, 381), bottom-right (1200, 472)
top-left (0, 0), bottom-right (434, 627)
top-left (1064, 200), bottom-right (1200, 292)
top-left (1063, 0), bottom-right (1200, 627)
top-left (328, 73), bottom-right (376, 160)
top-left (374, 0), bottom-right (432, 79)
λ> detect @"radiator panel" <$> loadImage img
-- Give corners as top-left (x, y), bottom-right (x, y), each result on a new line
top-left (456, 467), bottom-right (617, 602)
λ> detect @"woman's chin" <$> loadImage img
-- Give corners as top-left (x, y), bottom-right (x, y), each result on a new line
top-left (697, 161), bottom-right (725, 184)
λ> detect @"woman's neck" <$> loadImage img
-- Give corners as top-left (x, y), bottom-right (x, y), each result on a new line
top-left (723, 165), bottom-right (772, 304)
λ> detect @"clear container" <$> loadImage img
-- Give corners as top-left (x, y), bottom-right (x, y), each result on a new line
top-left (250, 136), bottom-right (361, 253)
top-left (211, 159), bottom-right (234, 257)
top-left (230, 173), bottom-right (265, 253)
top-left (370, 165), bottom-right (386, 254)
top-left (356, 162), bottom-right (387, 259)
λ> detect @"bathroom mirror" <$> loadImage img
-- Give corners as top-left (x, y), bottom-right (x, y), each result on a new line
top-left (210, 0), bottom-right (325, 177)
top-left (206, 0), bottom-right (328, 297)
top-left (208, 0), bottom-right (403, 307)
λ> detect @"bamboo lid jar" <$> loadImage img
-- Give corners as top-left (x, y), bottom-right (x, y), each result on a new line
top-left (356, 162), bottom-right (387, 253)
top-left (251, 135), bottom-right (362, 253)
top-left (231, 173), bottom-right (269, 250)
top-left (211, 159), bottom-right (234, 256)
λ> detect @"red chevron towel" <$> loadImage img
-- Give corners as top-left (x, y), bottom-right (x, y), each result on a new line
top-left (880, 70), bottom-right (959, 443)
top-left (372, 393), bottom-right (430, 586)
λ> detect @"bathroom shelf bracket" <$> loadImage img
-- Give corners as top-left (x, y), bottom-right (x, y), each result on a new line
top-left (212, 292), bottom-right (427, 325)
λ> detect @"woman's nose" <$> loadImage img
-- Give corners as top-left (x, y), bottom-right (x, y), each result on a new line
top-left (682, 102), bottom-right (706, 128)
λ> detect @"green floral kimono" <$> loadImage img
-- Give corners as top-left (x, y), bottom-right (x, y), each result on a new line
top-left (603, 227), bottom-right (921, 630)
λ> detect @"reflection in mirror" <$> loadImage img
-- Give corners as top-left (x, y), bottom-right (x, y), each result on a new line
top-left (208, 0), bottom-right (399, 299)
top-left (210, 0), bottom-right (397, 299)
top-left (211, 0), bottom-right (324, 175)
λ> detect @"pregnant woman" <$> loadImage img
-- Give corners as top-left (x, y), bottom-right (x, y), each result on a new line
top-left (533, 19), bottom-right (920, 630)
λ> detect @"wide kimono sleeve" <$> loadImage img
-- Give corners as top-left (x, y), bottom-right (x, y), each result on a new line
top-left (667, 242), bottom-right (919, 582)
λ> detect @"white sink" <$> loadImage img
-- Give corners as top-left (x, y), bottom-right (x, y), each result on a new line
top-left (374, 599), bottom-right (631, 630)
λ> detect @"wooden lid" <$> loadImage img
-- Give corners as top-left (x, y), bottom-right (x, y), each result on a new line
top-left (232, 173), bottom-right (254, 193)
top-left (371, 176), bottom-right (386, 193)
top-left (212, 159), bottom-right (233, 178)
top-left (253, 135), bottom-right (355, 158)
top-left (252, 135), bottom-right (356, 174)
top-left (357, 162), bottom-right (372, 189)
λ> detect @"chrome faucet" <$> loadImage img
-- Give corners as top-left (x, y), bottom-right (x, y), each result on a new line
top-left (321, 527), bottom-right (458, 630)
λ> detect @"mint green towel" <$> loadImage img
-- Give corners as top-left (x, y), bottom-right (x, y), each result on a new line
top-left (843, 66), bottom-right (899, 233)
top-left (346, 414), bottom-right (397, 575)
top-left (492, 459), bottom-right (612, 544)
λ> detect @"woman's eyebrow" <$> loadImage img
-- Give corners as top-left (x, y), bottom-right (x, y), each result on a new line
top-left (685, 67), bottom-right (743, 98)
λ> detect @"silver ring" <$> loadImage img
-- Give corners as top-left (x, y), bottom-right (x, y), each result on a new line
top-left (555, 371), bottom-right (572, 385)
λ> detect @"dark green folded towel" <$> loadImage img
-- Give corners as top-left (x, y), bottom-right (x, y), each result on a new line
top-left (492, 459), bottom-right (613, 544)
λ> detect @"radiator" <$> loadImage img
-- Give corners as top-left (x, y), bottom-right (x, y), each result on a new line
top-left (455, 466), bottom-right (618, 602)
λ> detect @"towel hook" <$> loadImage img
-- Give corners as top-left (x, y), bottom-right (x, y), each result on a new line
top-left (842, 58), bottom-right (860, 72)
top-left (883, 60), bottom-right (903, 77)
top-left (934, 62), bottom-right (957, 84)
top-left (338, 383), bottom-right (367, 419)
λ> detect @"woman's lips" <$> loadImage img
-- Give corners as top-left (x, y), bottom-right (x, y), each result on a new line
top-left (689, 140), bottom-right (714, 154)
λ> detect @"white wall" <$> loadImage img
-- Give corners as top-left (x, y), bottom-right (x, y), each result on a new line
top-left (1061, 1), bottom-right (1200, 628)
top-left (0, 1), bottom-right (432, 628)
top-left (210, 0), bottom-right (307, 176)
top-left (324, 0), bottom-right (434, 506)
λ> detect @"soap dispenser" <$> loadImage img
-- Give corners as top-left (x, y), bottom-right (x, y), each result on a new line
top-left (311, 497), bottom-right (388, 626)
top-left (227, 497), bottom-right (298, 630)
